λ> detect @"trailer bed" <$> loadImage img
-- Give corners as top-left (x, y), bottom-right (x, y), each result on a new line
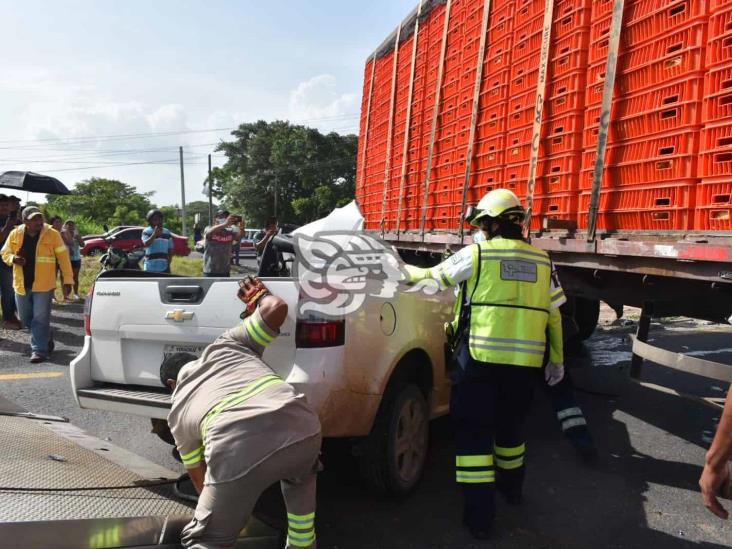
top-left (0, 396), bottom-right (280, 548)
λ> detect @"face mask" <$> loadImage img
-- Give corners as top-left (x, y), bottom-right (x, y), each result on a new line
top-left (472, 230), bottom-right (486, 244)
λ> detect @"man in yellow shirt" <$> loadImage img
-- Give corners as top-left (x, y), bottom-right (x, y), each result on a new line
top-left (1, 207), bottom-right (73, 363)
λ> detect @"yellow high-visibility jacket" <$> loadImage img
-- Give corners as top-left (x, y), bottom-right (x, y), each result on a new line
top-left (1, 224), bottom-right (74, 295)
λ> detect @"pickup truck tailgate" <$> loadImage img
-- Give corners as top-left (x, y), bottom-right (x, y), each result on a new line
top-left (88, 276), bottom-right (298, 387)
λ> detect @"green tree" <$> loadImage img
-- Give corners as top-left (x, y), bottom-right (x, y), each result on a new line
top-left (46, 177), bottom-right (155, 224)
top-left (213, 121), bottom-right (357, 226)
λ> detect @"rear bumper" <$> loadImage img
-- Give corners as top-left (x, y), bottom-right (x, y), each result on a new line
top-left (71, 341), bottom-right (381, 437)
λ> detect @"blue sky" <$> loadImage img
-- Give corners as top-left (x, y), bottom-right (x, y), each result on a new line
top-left (0, 0), bottom-right (415, 205)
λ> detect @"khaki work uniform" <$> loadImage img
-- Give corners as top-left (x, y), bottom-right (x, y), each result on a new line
top-left (168, 308), bottom-right (322, 549)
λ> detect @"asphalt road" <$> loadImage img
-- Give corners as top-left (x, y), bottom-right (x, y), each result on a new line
top-left (1, 288), bottom-right (731, 548)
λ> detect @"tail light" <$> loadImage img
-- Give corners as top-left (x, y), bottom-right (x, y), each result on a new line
top-left (83, 282), bottom-right (95, 336)
top-left (296, 319), bottom-right (345, 348)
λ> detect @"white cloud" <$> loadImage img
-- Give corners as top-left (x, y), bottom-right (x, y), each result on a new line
top-left (288, 74), bottom-right (359, 130)
top-left (146, 104), bottom-right (188, 132)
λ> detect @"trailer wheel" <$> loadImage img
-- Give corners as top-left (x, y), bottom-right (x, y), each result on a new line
top-left (358, 384), bottom-right (429, 496)
top-left (574, 297), bottom-right (600, 341)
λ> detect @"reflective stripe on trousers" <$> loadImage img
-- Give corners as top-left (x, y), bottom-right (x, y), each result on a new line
top-left (557, 406), bottom-right (588, 432)
top-left (494, 443), bottom-right (525, 470)
top-left (455, 454), bottom-right (495, 484)
top-left (287, 512), bottom-right (316, 547)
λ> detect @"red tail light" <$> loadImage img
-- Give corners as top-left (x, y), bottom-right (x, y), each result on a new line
top-left (84, 283), bottom-right (95, 336)
top-left (296, 319), bottom-right (345, 348)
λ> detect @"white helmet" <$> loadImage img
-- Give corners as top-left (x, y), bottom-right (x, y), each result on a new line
top-left (471, 189), bottom-right (525, 226)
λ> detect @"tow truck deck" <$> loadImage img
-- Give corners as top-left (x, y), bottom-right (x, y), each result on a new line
top-left (0, 395), bottom-right (280, 548)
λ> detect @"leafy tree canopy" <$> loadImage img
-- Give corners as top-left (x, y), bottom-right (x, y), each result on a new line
top-left (212, 120), bottom-right (357, 226)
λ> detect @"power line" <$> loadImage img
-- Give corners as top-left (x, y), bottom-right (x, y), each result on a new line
top-left (0, 113), bottom-right (360, 148)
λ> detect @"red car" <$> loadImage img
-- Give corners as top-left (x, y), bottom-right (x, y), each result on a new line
top-left (81, 226), bottom-right (191, 257)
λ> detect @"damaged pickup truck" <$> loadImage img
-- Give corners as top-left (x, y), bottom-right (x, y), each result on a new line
top-left (71, 203), bottom-right (454, 494)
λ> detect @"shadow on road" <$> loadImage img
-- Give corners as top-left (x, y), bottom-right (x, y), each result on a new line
top-left (256, 366), bottom-right (729, 548)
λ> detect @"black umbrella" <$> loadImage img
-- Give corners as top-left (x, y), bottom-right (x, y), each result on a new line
top-left (0, 171), bottom-right (71, 195)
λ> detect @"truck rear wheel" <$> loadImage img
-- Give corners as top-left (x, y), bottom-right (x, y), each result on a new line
top-left (357, 384), bottom-right (429, 496)
top-left (574, 297), bottom-right (600, 341)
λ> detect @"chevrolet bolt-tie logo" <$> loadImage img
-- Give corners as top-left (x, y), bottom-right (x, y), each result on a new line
top-left (165, 309), bottom-right (194, 322)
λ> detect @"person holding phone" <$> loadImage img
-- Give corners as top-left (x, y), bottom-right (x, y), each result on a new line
top-left (203, 209), bottom-right (236, 277)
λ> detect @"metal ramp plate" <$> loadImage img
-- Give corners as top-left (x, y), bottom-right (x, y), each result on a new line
top-left (0, 405), bottom-right (281, 548)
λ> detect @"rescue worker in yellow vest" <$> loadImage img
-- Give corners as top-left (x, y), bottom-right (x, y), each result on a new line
top-left (163, 276), bottom-right (321, 549)
top-left (404, 189), bottom-right (565, 539)
top-left (1, 207), bottom-right (73, 363)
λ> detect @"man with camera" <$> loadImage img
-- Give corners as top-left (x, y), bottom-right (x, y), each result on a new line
top-left (203, 209), bottom-right (239, 278)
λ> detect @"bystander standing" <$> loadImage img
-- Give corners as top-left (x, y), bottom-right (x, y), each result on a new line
top-left (700, 384), bottom-right (732, 519)
top-left (1, 207), bottom-right (73, 363)
top-left (0, 195), bottom-right (21, 329)
top-left (231, 216), bottom-right (245, 266)
top-left (61, 220), bottom-right (84, 301)
top-left (142, 209), bottom-right (174, 273)
top-left (203, 209), bottom-right (236, 277)
top-left (254, 216), bottom-right (278, 266)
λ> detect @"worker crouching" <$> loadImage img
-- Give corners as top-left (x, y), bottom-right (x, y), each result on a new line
top-left (163, 276), bottom-right (322, 549)
top-left (404, 189), bottom-right (566, 539)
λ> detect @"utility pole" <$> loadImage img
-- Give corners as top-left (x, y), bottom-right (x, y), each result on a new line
top-left (179, 146), bottom-right (187, 236)
top-left (207, 154), bottom-right (214, 225)
top-left (273, 180), bottom-right (278, 218)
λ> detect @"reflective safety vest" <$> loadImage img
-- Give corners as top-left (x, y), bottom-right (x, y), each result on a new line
top-left (464, 238), bottom-right (553, 367)
top-left (0, 224), bottom-right (74, 295)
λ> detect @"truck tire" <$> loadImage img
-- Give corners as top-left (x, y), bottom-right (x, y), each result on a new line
top-left (574, 297), bottom-right (600, 341)
top-left (358, 384), bottom-right (429, 496)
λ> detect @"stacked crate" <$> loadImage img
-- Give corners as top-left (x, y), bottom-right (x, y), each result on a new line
top-left (420, 0), bottom-right (478, 231)
top-left (698, 1), bottom-right (732, 231)
top-left (464, 0), bottom-right (515, 224)
top-left (359, 49), bottom-right (398, 230)
top-left (502, 0), bottom-right (591, 229)
top-left (579, 0), bottom-right (707, 231)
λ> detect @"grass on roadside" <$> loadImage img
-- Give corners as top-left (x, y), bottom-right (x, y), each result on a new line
top-left (58, 255), bottom-right (204, 298)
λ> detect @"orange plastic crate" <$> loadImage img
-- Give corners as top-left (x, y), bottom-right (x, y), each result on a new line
top-left (477, 102), bottom-right (508, 135)
top-left (545, 71), bottom-right (587, 117)
top-left (695, 179), bottom-right (732, 231)
top-left (589, 0), bottom-right (706, 65)
top-left (579, 183), bottom-right (696, 211)
top-left (590, 0), bottom-right (615, 22)
top-left (580, 130), bottom-right (700, 189)
top-left (700, 121), bottom-right (732, 177)
top-left (512, 0), bottom-right (591, 37)
top-left (584, 75), bottom-right (703, 145)
top-left (507, 90), bottom-right (536, 130)
top-left (488, 2), bottom-right (515, 41)
top-left (510, 30), bottom-right (590, 95)
top-left (703, 63), bottom-right (732, 123)
top-left (707, 4), bottom-right (732, 68)
top-left (578, 183), bottom-right (695, 231)
top-left (483, 34), bottom-right (514, 76)
top-left (506, 112), bottom-right (584, 163)
top-left (473, 134), bottom-right (506, 171)
top-left (480, 69), bottom-right (511, 104)
top-left (469, 167), bottom-right (506, 203)
top-left (528, 193), bottom-right (578, 230)
top-left (505, 153), bottom-right (581, 194)
top-left (588, 22), bottom-right (705, 104)
top-left (711, 0), bottom-right (732, 11)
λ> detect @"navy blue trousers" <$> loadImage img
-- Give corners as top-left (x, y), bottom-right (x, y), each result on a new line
top-left (451, 358), bottom-right (534, 531)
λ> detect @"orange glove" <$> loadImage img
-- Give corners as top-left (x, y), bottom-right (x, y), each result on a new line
top-left (237, 276), bottom-right (271, 318)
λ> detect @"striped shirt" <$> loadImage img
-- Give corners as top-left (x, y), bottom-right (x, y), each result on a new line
top-left (142, 226), bottom-right (173, 272)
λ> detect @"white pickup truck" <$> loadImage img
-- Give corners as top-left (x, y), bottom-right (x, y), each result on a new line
top-left (71, 208), bottom-right (454, 494)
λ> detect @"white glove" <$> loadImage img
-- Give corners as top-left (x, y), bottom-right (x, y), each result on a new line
top-left (545, 362), bottom-right (565, 386)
